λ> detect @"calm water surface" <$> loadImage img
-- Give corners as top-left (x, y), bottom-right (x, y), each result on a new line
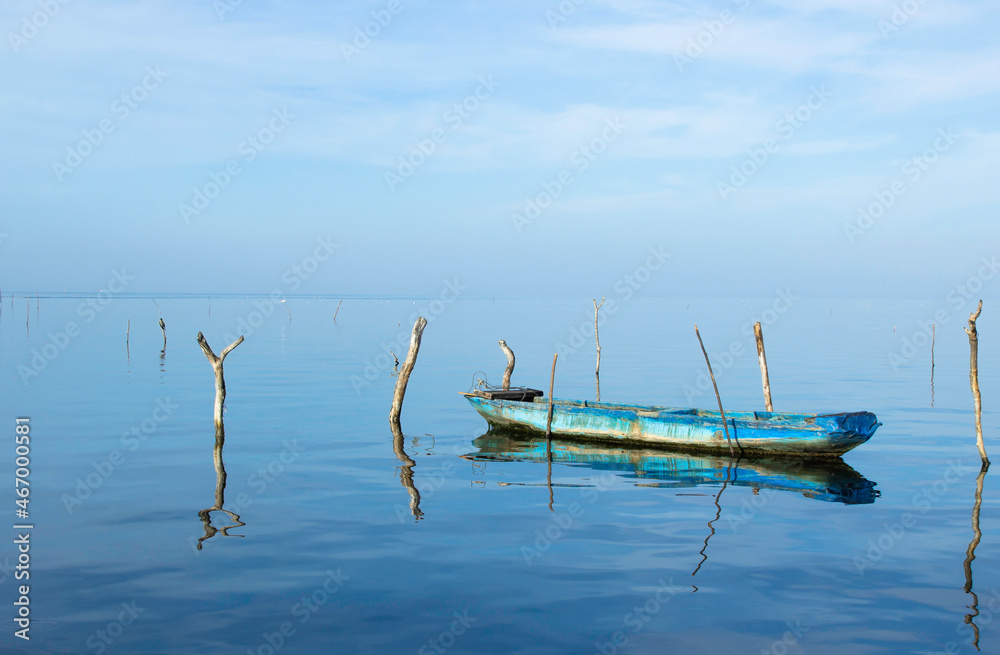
top-left (0, 295), bottom-right (996, 654)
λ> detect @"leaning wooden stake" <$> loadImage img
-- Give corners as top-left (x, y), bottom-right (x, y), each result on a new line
top-left (389, 317), bottom-right (427, 427)
top-left (499, 340), bottom-right (515, 390)
top-left (545, 353), bottom-right (558, 510)
top-left (196, 333), bottom-right (245, 430)
top-left (159, 318), bottom-right (167, 346)
top-left (333, 299), bottom-right (343, 322)
top-left (695, 325), bottom-right (735, 457)
top-left (594, 297), bottom-right (605, 401)
top-left (545, 354), bottom-right (558, 439)
top-left (964, 300), bottom-right (990, 468)
top-left (753, 321), bottom-right (773, 412)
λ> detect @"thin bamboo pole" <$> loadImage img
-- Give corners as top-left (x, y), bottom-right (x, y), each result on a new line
top-left (594, 297), bottom-right (605, 401)
top-left (545, 354), bottom-right (558, 438)
top-left (694, 325), bottom-right (735, 457)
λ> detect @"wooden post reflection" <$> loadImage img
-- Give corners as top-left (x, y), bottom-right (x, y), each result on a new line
top-left (391, 423), bottom-right (424, 521)
top-left (691, 455), bottom-right (737, 590)
top-left (196, 426), bottom-right (246, 550)
top-left (962, 467), bottom-right (987, 651)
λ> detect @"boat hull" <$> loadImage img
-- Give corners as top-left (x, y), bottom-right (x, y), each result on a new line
top-left (461, 394), bottom-right (879, 457)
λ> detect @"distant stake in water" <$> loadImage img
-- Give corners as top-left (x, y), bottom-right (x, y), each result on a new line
top-left (389, 317), bottom-right (427, 429)
top-left (964, 300), bottom-right (990, 469)
top-left (931, 322), bottom-right (936, 408)
top-left (282, 299), bottom-right (291, 322)
top-left (499, 339), bottom-right (515, 391)
top-left (594, 297), bottom-right (605, 402)
top-left (159, 317), bottom-right (167, 347)
top-left (196, 332), bottom-right (246, 431)
top-left (333, 299), bottom-right (343, 322)
top-left (694, 325), bottom-right (736, 458)
top-left (753, 321), bottom-right (773, 412)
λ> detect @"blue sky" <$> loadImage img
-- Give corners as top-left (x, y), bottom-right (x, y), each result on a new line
top-left (1, 0), bottom-right (998, 297)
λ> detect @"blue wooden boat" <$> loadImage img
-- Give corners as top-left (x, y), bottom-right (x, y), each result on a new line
top-left (460, 391), bottom-right (880, 457)
top-left (464, 431), bottom-right (878, 504)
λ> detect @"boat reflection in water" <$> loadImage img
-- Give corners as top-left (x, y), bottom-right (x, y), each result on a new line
top-left (464, 430), bottom-right (879, 505)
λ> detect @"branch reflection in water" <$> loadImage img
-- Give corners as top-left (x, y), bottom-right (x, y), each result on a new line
top-left (962, 466), bottom-right (988, 651)
top-left (392, 423), bottom-right (423, 522)
top-left (691, 456), bottom-right (736, 591)
top-left (196, 426), bottom-right (246, 550)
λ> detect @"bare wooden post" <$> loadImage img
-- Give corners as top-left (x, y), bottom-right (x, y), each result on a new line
top-left (499, 340), bottom-right (515, 390)
top-left (545, 354), bottom-right (558, 438)
top-left (196, 333), bottom-right (245, 430)
top-left (694, 325), bottom-right (735, 458)
top-left (964, 300), bottom-right (990, 468)
top-left (931, 322), bottom-right (936, 408)
top-left (282, 299), bottom-right (291, 322)
top-left (159, 318), bottom-right (167, 346)
top-left (126, 320), bottom-right (131, 358)
top-left (753, 321), bottom-right (773, 412)
top-left (333, 299), bottom-right (343, 322)
top-left (594, 297), bottom-right (605, 401)
top-left (389, 317), bottom-right (427, 427)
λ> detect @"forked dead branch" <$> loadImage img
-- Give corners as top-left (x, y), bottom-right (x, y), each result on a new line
top-left (196, 332), bottom-right (245, 431)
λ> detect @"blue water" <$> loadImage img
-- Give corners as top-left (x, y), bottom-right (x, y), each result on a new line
top-left (0, 295), bottom-right (996, 654)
